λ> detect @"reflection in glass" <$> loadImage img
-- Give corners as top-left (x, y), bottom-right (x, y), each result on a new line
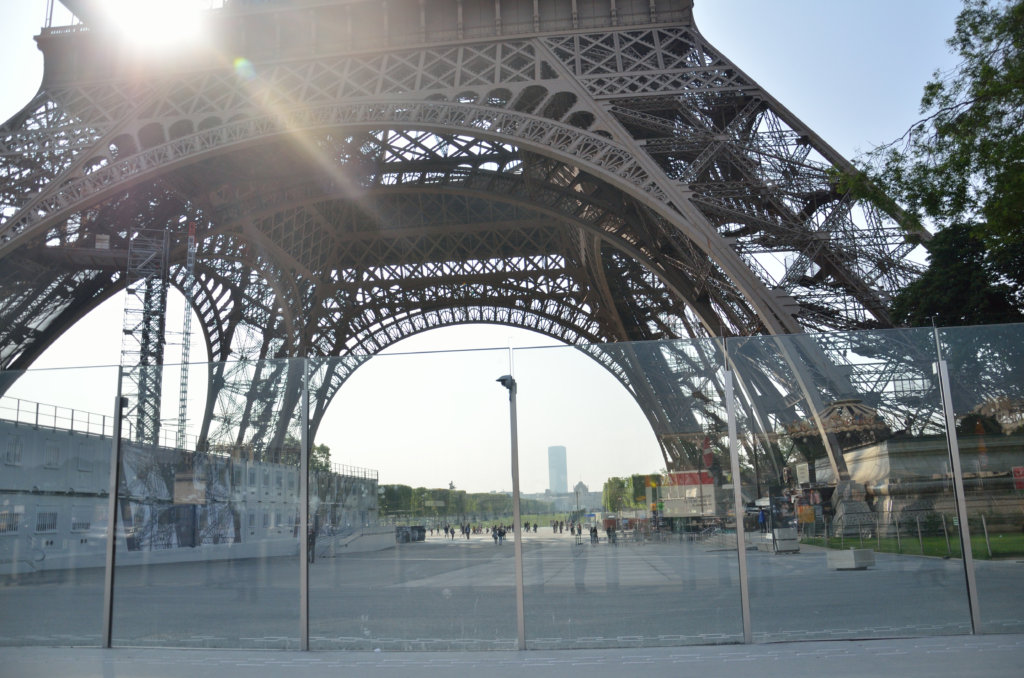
top-left (2, 326), bottom-right (1022, 650)
top-left (111, 359), bottom-right (301, 648)
top-left (0, 366), bottom-right (118, 646)
top-left (516, 340), bottom-right (744, 648)
top-left (940, 324), bottom-right (1024, 633)
top-left (308, 349), bottom-right (518, 650)
top-left (730, 329), bottom-right (972, 641)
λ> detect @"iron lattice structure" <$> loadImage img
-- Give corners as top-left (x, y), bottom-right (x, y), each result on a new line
top-left (0, 0), bottom-right (933, 474)
top-left (120, 227), bottom-right (169, 445)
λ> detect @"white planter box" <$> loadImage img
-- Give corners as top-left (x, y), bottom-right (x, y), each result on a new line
top-left (827, 548), bottom-right (875, 570)
top-left (772, 527), bottom-right (800, 553)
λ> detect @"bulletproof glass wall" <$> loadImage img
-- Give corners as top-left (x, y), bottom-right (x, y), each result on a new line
top-left (1, 326), bottom-right (1023, 649)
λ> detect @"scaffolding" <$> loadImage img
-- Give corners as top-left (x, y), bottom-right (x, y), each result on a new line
top-left (120, 229), bottom-right (169, 446)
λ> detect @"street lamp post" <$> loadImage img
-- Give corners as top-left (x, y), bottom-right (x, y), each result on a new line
top-left (497, 375), bottom-right (526, 650)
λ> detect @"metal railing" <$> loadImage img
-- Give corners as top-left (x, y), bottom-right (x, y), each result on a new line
top-left (0, 394), bottom-right (204, 450)
top-left (0, 395), bottom-right (114, 438)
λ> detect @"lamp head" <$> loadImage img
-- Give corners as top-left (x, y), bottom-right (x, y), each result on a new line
top-left (496, 375), bottom-right (516, 391)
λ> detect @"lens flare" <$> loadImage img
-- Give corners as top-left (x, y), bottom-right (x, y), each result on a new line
top-left (103, 0), bottom-right (207, 50)
top-left (233, 57), bottom-right (256, 82)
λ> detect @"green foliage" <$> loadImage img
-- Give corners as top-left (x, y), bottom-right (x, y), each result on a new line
top-left (889, 222), bottom-right (1023, 326)
top-left (378, 484), bottom-right (415, 515)
top-left (861, 0), bottom-right (1024, 322)
top-left (376, 483), bottom-right (554, 521)
top-left (603, 476), bottom-right (647, 513)
top-left (630, 474), bottom-right (659, 503)
top-left (803, 530), bottom-right (1024, 559)
top-left (310, 443), bottom-right (331, 472)
top-left (278, 437), bottom-right (332, 472)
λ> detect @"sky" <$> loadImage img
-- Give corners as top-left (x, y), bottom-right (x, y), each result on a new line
top-left (0, 1), bottom-right (965, 495)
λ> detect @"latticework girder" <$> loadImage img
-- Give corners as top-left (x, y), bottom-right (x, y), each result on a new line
top-left (0, 0), bottom-right (935, 473)
top-left (120, 228), bottom-right (169, 446)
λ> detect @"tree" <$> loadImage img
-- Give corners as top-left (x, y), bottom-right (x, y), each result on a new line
top-left (890, 222), bottom-right (1023, 326)
top-left (602, 477), bottom-right (634, 513)
top-left (279, 437), bottom-right (333, 472)
top-left (863, 0), bottom-right (1024, 324)
top-left (379, 484), bottom-right (414, 516)
top-left (310, 443), bottom-right (331, 472)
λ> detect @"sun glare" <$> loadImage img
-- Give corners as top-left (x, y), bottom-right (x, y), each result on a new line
top-left (103, 0), bottom-right (208, 50)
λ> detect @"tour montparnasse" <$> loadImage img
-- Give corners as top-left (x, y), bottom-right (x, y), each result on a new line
top-left (0, 0), bottom-right (926, 477)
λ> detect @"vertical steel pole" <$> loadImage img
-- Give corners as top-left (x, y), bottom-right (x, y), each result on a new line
top-left (725, 370), bottom-right (752, 644)
top-left (299, 360), bottom-right (310, 650)
top-left (102, 384), bottom-right (125, 648)
top-left (499, 375), bottom-right (527, 650)
top-left (936, 358), bottom-right (982, 633)
top-left (510, 382), bottom-right (527, 650)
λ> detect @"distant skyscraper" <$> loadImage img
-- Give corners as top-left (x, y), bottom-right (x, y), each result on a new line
top-left (548, 446), bottom-right (567, 494)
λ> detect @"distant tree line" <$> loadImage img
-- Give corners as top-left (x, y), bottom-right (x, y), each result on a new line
top-left (377, 484), bottom-right (555, 521)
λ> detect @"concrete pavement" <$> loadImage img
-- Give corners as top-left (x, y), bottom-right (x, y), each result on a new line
top-left (1, 633), bottom-right (1023, 678)
top-left (4, 532), bottom-right (1023, 651)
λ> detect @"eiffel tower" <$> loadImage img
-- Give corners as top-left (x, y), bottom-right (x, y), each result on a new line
top-left (0, 0), bottom-right (929, 477)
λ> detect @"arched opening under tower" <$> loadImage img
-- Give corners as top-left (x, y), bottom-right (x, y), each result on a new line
top-left (314, 324), bottom-right (664, 496)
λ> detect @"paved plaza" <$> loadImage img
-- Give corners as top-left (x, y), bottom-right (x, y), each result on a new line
top-left (2, 634), bottom-right (1023, 678)
top-left (2, 529), bottom-right (1022, 651)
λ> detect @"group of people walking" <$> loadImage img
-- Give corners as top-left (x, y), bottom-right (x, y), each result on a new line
top-left (426, 519), bottom-right (610, 544)
top-left (432, 523), bottom-right (473, 540)
top-left (550, 520), bottom-right (587, 535)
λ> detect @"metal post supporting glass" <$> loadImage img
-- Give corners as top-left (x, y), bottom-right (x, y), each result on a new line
top-left (935, 357), bottom-right (982, 632)
top-left (497, 374), bottom-right (526, 650)
top-left (725, 370), bottom-right (752, 643)
top-left (300, 360), bottom-right (310, 650)
top-left (102, 389), bottom-right (125, 649)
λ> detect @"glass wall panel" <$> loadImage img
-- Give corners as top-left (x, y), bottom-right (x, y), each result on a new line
top-left (514, 340), bottom-right (744, 648)
top-left (111, 359), bottom-right (302, 648)
top-left (308, 348), bottom-right (518, 650)
top-left (939, 324), bottom-right (1024, 634)
top-left (0, 366), bottom-right (118, 646)
top-left (729, 329), bottom-right (972, 642)
top-left (6, 325), bottom-right (1020, 651)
